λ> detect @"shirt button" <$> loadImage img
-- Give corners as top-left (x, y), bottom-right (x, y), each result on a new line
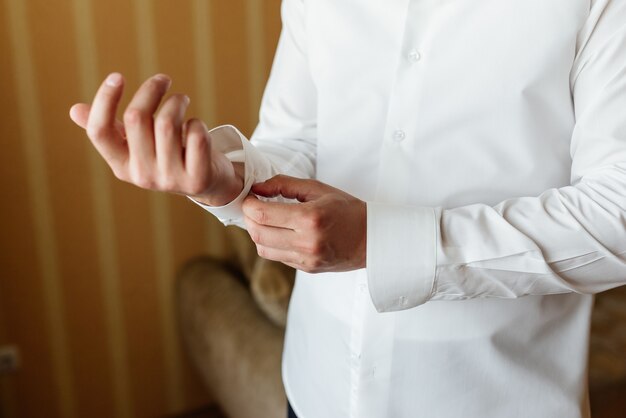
top-left (407, 49), bottom-right (421, 63)
top-left (393, 130), bottom-right (406, 142)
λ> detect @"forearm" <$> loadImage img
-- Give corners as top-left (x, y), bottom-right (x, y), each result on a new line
top-left (435, 164), bottom-right (626, 297)
top-left (367, 164), bottom-right (626, 312)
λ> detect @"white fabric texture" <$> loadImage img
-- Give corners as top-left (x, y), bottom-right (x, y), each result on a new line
top-left (193, 0), bottom-right (626, 417)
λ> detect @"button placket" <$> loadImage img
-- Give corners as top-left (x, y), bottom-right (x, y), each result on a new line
top-left (375, 4), bottom-right (427, 204)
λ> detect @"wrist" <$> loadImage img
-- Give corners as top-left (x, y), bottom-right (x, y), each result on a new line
top-left (192, 162), bottom-right (245, 206)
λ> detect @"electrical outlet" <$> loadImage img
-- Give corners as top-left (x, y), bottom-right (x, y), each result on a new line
top-left (0, 345), bottom-right (20, 374)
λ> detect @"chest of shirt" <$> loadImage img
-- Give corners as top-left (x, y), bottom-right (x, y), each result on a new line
top-left (305, 0), bottom-right (588, 100)
top-left (304, 0), bottom-right (589, 206)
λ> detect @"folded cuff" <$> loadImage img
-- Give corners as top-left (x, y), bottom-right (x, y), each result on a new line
top-left (366, 202), bottom-right (438, 312)
top-left (188, 125), bottom-right (269, 227)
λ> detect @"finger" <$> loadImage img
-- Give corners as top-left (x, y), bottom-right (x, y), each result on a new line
top-left (282, 260), bottom-right (322, 273)
top-left (256, 245), bottom-right (325, 273)
top-left (251, 175), bottom-right (325, 202)
top-left (85, 72), bottom-right (128, 165)
top-left (71, 103), bottom-right (126, 138)
top-left (255, 244), bottom-right (307, 268)
top-left (154, 94), bottom-right (189, 174)
top-left (185, 118), bottom-right (212, 191)
top-left (242, 195), bottom-right (301, 229)
top-left (244, 215), bottom-right (300, 251)
top-left (123, 74), bottom-right (172, 165)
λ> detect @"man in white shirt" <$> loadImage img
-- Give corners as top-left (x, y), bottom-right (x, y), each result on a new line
top-left (71, 0), bottom-right (626, 416)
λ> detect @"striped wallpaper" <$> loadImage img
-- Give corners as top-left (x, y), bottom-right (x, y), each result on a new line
top-left (0, 0), bottom-right (282, 417)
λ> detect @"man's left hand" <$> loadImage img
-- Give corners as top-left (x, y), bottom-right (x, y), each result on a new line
top-left (242, 175), bottom-right (367, 273)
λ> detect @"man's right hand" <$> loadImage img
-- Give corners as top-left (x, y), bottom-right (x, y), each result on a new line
top-left (69, 72), bottom-right (243, 206)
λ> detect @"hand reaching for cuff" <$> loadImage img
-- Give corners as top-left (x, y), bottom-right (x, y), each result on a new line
top-left (242, 175), bottom-right (367, 274)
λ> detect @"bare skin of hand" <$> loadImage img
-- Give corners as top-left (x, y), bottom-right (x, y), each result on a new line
top-left (69, 72), bottom-right (243, 206)
top-left (242, 175), bottom-right (367, 273)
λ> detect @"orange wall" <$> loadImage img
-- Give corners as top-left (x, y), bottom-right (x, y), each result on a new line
top-left (0, 0), bottom-right (282, 417)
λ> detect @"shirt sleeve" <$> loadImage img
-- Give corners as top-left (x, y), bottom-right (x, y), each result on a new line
top-left (367, 0), bottom-right (626, 313)
top-left (191, 0), bottom-right (317, 227)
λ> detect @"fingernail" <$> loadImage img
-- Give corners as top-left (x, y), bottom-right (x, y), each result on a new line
top-left (105, 72), bottom-right (122, 87)
top-left (184, 95), bottom-right (190, 105)
top-left (154, 74), bottom-right (172, 88)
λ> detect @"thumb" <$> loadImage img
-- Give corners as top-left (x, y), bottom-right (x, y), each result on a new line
top-left (69, 103), bottom-right (90, 129)
top-left (251, 175), bottom-right (325, 202)
top-left (70, 103), bottom-right (127, 138)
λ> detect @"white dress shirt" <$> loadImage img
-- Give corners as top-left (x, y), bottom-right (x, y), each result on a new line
top-left (194, 0), bottom-right (626, 416)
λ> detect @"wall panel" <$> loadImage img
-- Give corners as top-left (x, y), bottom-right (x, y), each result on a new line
top-left (3, 0), bottom-right (74, 416)
top-left (0, 0), bottom-right (283, 417)
top-left (28, 0), bottom-right (118, 415)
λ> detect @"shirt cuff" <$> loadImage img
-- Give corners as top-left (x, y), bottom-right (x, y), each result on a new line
top-left (366, 202), bottom-right (438, 312)
top-left (188, 124), bottom-right (271, 228)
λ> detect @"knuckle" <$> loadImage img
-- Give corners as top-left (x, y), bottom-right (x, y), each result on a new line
top-left (130, 172), bottom-right (155, 189)
top-left (253, 208), bottom-right (268, 225)
top-left (241, 197), bottom-right (253, 212)
top-left (301, 263), bottom-right (318, 274)
top-left (190, 133), bottom-right (208, 151)
top-left (86, 124), bottom-right (107, 140)
top-left (304, 210), bottom-right (323, 229)
top-left (136, 179), bottom-right (155, 190)
top-left (188, 185), bottom-right (204, 196)
top-left (256, 245), bottom-right (267, 259)
top-left (248, 228), bottom-right (262, 245)
top-left (123, 108), bottom-right (145, 125)
top-left (307, 240), bottom-right (323, 257)
top-left (186, 118), bottom-right (205, 134)
top-left (308, 258), bottom-right (324, 273)
top-left (111, 166), bottom-right (127, 182)
top-left (155, 118), bottom-right (176, 138)
top-left (157, 176), bottom-right (177, 192)
top-left (137, 179), bottom-right (155, 190)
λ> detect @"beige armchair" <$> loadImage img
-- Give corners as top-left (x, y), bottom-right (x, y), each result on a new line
top-left (176, 232), bottom-right (294, 418)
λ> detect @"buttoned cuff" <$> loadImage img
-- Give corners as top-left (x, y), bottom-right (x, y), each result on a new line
top-left (366, 202), bottom-right (438, 312)
top-left (188, 125), bottom-right (274, 228)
